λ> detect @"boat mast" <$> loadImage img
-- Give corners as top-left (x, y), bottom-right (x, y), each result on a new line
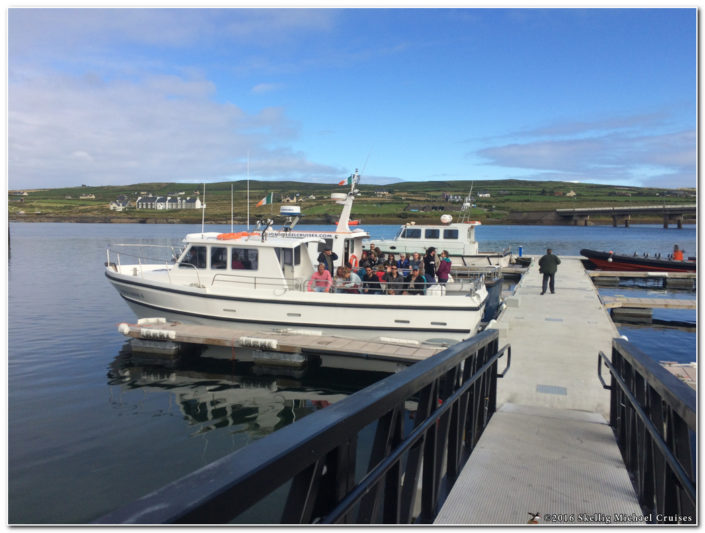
top-left (201, 182), bottom-right (206, 236)
top-left (460, 182), bottom-right (473, 223)
top-left (335, 169), bottom-right (360, 233)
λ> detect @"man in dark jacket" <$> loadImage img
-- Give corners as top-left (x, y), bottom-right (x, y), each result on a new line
top-left (538, 248), bottom-right (561, 295)
top-left (317, 248), bottom-right (338, 275)
top-left (361, 266), bottom-right (383, 294)
top-left (403, 266), bottom-right (426, 295)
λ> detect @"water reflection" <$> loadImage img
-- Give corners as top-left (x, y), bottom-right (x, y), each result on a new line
top-left (108, 344), bottom-right (391, 440)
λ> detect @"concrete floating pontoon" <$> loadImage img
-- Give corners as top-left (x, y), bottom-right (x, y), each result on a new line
top-left (117, 320), bottom-right (445, 372)
top-left (601, 296), bottom-right (696, 310)
top-left (436, 257), bottom-right (648, 523)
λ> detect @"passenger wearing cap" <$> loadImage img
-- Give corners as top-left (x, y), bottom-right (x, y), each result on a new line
top-left (404, 266), bottom-right (426, 295)
top-left (317, 247), bottom-right (338, 275)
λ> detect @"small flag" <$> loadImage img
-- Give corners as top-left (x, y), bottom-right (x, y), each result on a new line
top-left (256, 192), bottom-right (274, 207)
top-left (338, 175), bottom-right (353, 186)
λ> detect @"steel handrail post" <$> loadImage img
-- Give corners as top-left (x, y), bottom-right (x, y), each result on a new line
top-left (321, 344), bottom-right (509, 524)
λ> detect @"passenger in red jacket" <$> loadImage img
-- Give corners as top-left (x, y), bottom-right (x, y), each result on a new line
top-left (437, 250), bottom-right (452, 284)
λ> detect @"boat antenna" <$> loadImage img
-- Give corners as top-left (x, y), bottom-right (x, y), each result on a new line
top-left (230, 183), bottom-right (234, 232)
top-left (460, 181), bottom-right (474, 223)
top-left (361, 149), bottom-right (372, 176)
top-left (201, 182), bottom-right (206, 236)
top-left (335, 168), bottom-right (360, 233)
top-left (247, 151), bottom-right (250, 231)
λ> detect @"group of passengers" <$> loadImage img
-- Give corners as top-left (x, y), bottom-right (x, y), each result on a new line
top-left (307, 243), bottom-right (453, 295)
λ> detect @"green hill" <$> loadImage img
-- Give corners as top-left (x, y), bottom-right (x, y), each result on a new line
top-left (8, 179), bottom-right (696, 225)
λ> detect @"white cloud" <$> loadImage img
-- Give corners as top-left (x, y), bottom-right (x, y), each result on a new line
top-left (474, 126), bottom-right (696, 187)
top-left (8, 71), bottom-right (339, 188)
top-left (251, 83), bottom-right (282, 94)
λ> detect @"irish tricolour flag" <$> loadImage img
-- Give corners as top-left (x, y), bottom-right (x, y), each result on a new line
top-left (256, 192), bottom-right (274, 207)
top-left (338, 174), bottom-right (353, 186)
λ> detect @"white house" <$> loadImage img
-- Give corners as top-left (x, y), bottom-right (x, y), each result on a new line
top-left (135, 195), bottom-right (202, 210)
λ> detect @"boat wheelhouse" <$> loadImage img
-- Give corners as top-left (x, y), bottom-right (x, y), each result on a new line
top-left (369, 215), bottom-right (511, 267)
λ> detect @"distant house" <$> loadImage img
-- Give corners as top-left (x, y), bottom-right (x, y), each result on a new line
top-left (375, 191), bottom-right (390, 197)
top-left (442, 193), bottom-right (463, 202)
top-left (478, 192), bottom-right (491, 198)
top-left (155, 196), bottom-right (168, 210)
top-left (566, 190), bottom-right (577, 197)
top-left (11, 191), bottom-right (28, 196)
top-left (308, 194), bottom-right (316, 200)
top-left (136, 196), bottom-right (157, 209)
top-left (80, 193), bottom-right (96, 200)
top-left (554, 191), bottom-right (564, 197)
top-left (136, 195), bottom-right (202, 210)
top-left (109, 199), bottom-right (130, 212)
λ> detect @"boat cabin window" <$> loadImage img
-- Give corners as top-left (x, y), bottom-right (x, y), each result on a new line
top-left (231, 247), bottom-right (258, 270)
top-left (276, 246), bottom-right (301, 267)
top-left (180, 246), bottom-right (207, 269)
top-left (402, 228), bottom-right (422, 239)
top-left (211, 247), bottom-right (227, 269)
top-left (425, 229), bottom-right (440, 239)
top-left (443, 229), bottom-right (459, 240)
top-left (317, 239), bottom-right (334, 253)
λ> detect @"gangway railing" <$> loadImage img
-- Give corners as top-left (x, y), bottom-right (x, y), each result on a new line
top-left (95, 329), bottom-right (510, 525)
top-left (598, 338), bottom-right (696, 523)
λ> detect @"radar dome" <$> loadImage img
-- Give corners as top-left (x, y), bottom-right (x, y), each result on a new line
top-left (440, 214), bottom-right (453, 224)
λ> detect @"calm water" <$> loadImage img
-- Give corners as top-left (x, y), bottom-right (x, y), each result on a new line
top-left (8, 222), bottom-right (696, 523)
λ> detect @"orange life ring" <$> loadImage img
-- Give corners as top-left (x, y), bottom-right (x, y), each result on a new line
top-left (348, 254), bottom-right (358, 268)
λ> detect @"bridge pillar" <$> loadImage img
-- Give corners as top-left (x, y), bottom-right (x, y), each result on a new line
top-left (663, 214), bottom-right (684, 229)
top-left (612, 215), bottom-right (630, 227)
top-left (574, 215), bottom-right (589, 226)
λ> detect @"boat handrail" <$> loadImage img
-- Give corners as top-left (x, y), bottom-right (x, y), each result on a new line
top-left (107, 244), bottom-right (182, 264)
top-left (107, 247), bottom-right (204, 287)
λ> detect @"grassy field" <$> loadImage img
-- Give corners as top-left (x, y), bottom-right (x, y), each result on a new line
top-left (8, 179), bottom-right (696, 225)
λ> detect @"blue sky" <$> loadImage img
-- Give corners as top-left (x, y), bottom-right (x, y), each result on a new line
top-left (8, 8), bottom-right (696, 189)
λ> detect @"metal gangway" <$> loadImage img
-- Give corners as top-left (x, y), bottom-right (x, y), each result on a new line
top-left (95, 327), bottom-right (695, 524)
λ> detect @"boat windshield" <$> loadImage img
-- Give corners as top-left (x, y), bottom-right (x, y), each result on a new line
top-left (401, 227), bottom-right (422, 239)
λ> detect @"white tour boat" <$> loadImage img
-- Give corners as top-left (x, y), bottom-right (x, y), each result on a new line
top-left (105, 171), bottom-right (488, 345)
top-left (368, 215), bottom-right (511, 267)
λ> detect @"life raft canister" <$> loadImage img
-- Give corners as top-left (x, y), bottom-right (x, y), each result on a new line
top-left (217, 231), bottom-right (258, 240)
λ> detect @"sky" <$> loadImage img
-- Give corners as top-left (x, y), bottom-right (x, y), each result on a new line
top-left (7, 7), bottom-right (697, 190)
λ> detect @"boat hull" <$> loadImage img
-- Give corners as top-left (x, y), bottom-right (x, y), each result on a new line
top-left (580, 249), bottom-right (696, 273)
top-left (107, 270), bottom-right (487, 345)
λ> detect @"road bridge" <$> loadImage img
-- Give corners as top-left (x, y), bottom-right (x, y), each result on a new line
top-left (556, 205), bottom-right (696, 228)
